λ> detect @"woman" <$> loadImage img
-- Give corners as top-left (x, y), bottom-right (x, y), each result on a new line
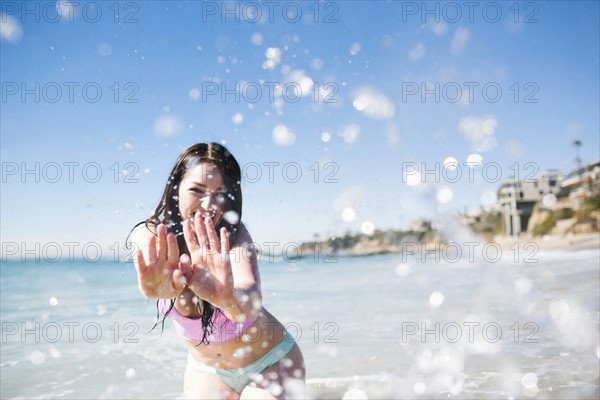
top-left (129, 143), bottom-right (305, 399)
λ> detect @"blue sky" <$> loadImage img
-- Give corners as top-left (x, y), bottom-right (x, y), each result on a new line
top-left (1, 1), bottom-right (599, 259)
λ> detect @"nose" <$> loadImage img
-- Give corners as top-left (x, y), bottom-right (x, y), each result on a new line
top-left (199, 193), bottom-right (216, 213)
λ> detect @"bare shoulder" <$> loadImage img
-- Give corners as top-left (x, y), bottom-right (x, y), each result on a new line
top-left (230, 223), bottom-right (258, 263)
top-left (234, 223), bottom-right (253, 244)
top-left (130, 222), bottom-right (157, 246)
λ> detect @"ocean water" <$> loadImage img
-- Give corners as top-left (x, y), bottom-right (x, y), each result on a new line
top-left (1, 246), bottom-right (599, 399)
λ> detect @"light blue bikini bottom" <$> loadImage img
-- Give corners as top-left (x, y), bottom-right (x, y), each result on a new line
top-left (186, 335), bottom-right (296, 393)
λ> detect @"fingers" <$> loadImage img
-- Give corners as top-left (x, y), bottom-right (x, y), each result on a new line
top-left (179, 253), bottom-right (193, 280)
top-left (183, 219), bottom-right (201, 253)
top-left (220, 227), bottom-right (230, 255)
top-left (205, 216), bottom-right (221, 254)
top-left (156, 224), bottom-right (167, 261)
top-left (135, 250), bottom-right (147, 273)
top-left (147, 234), bottom-right (157, 264)
top-left (194, 212), bottom-right (210, 249)
top-left (167, 232), bottom-right (179, 265)
top-left (184, 214), bottom-right (222, 261)
top-left (172, 269), bottom-right (187, 292)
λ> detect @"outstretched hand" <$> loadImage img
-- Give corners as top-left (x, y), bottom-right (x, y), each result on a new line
top-left (134, 224), bottom-right (187, 298)
top-left (180, 213), bottom-right (234, 309)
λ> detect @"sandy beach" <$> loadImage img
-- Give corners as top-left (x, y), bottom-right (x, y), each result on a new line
top-left (494, 232), bottom-right (600, 252)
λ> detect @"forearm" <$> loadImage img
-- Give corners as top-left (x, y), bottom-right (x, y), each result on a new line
top-left (220, 285), bottom-right (263, 322)
top-left (192, 285), bottom-right (262, 322)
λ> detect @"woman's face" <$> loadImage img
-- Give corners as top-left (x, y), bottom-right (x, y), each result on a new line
top-left (178, 163), bottom-right (227, 225)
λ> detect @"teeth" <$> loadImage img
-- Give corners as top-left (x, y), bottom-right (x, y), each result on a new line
top-left (191, 210), bottom-right (215, 220)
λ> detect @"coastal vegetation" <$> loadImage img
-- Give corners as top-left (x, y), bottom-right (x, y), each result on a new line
top-left (291, 193), bottom-right (599, 258)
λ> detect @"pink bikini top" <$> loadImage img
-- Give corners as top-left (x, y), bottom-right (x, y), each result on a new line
top-left (158, 298), bottom-right (257, 344)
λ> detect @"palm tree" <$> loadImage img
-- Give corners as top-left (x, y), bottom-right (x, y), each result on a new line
top-left (573, 139), bottom-right (582, 170)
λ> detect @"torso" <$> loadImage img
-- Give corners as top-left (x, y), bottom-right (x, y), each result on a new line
top-left (184, 307), bottom-right (288, 369)
top-left (139, 222), bottom-right (282, 368)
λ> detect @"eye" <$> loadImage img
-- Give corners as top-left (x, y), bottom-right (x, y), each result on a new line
top-left (190, 188), bottom-right (205, 194)
top-left (215, 193), bottom-right (226, 203)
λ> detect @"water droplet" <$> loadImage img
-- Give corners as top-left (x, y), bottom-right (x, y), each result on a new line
top-left (48, 346), bottom-right (61, 358)
top-left (413, 382), bottom-right (426, 394)
top-left (361, 221), bottom-right (374, 235)
top-left (341, 207), bottom-right (356, 222)
top-left (340, 124), bottom-right (361, 144)
top-left (125, 368), bottom-right (137, 379)
top-left (352, 88), bottom-right (394, 119)
top-left (514, 277), bottom-right (532, 295)
top-left (480, 190), bottom-right (496, 206)
top-left (395, 263), bottom-right (412, 277)
top-left (443, 157), bottom-right (458, 171)
top-left (189, 88), bottom-right (200, 101)
top-left (232, 113), bottom-right (243, 124)
top-left (251, 32), bottom-right (263, 46)
top-left (262, 47), bottom-right (281, 70)
top-left (521, 372), bottom-right (538, 388)
top-left (349, 42), bottom-right (362, 55)
top-left (542, 193), bottom-right (557, 208)
top-left (466, 153), bottom-right (483, 166)
top-left (49, 297), bottom-right (58, 306)
top-left (342, 388), bottom-right (369, 400)
top-left (154, 115), bottom-right (182, 138)
top-left (223, 211), bottom-right (240, 224)
top-left (406, 170), bottom-right (422, 187)
top-left (549, 301), bottom-right (570, 321)
top-left (30, 350), bottom-right (45, 365)
top-left (268, 383), bottom-right (283, 396)
top-left (429, 291), bottom-right (445, 308)
top-left (409, 42), bottom-right (426, 60)
top-left (436, 187), bottom-right (453, 204)
top-left (272, 125), bottom-right (295, 146)
top-left (98, 42), bottom-right (112, 57)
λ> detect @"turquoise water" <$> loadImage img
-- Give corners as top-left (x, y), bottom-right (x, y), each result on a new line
top-left (1, 247), bottom-right (599, 399)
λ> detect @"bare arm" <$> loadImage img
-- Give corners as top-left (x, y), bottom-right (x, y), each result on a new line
top-left (222, 224), bottom-right (263, 321)
top-left (179, 215), bottom-right (263, 322)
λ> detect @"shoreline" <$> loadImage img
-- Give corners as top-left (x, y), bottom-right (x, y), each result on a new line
top-left (1, 233), bottom-right (587, 263)
top-left (494, 232), bottom-right (600, 252)
top-left (284, 232), bottom-right (600, 259)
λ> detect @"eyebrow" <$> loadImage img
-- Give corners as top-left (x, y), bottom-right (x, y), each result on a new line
top-left (190, 182), bottom-right (227, 190)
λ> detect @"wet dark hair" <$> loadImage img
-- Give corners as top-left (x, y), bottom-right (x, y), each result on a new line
top-left (131, 142), bottom-right (243, 344)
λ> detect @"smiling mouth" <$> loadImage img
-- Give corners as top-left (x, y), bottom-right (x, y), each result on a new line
top-left (192, 210), bottom-right (216, 220)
